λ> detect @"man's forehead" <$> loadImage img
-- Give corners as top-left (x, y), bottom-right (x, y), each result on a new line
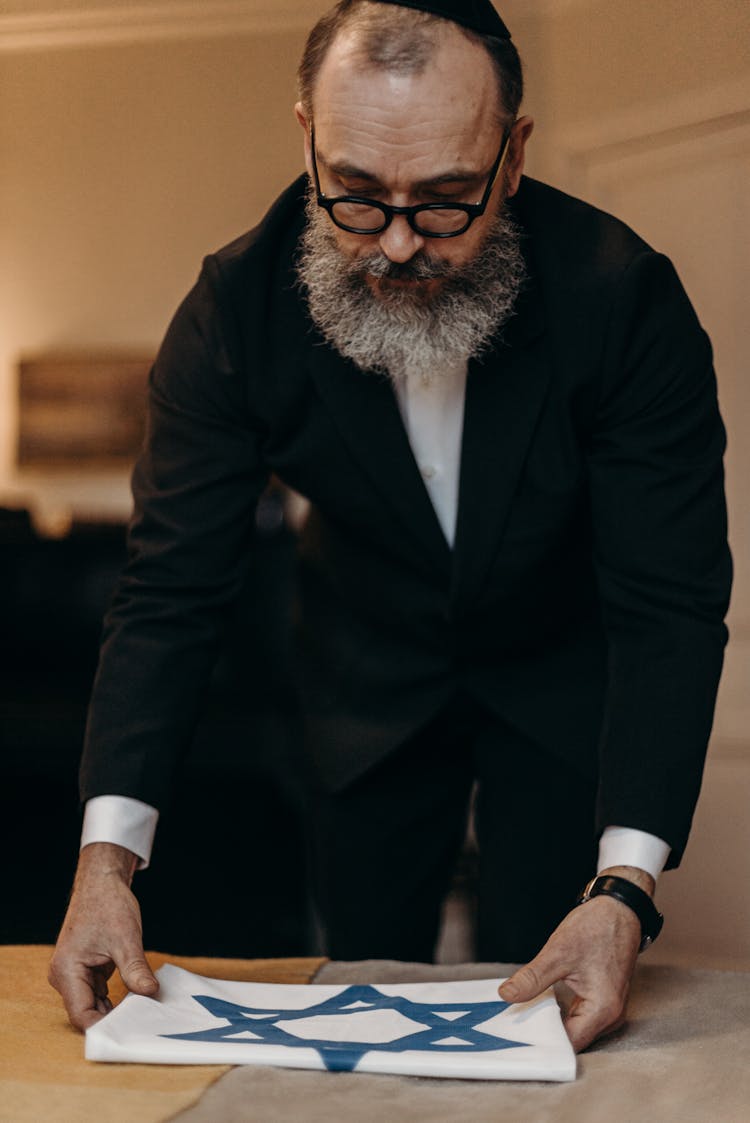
top-left (312, 26), bottom-right (499, 151)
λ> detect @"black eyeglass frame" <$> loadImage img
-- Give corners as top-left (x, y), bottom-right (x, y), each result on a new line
top-left (309, 124), bottom-right (513, 238)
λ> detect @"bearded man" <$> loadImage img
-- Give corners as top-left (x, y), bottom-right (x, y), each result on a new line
top-left (50, 0), bottom-right (731, 1052)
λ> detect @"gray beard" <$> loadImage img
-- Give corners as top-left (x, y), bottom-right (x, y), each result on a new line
top-left (295, 190), bottom-right (526, 388)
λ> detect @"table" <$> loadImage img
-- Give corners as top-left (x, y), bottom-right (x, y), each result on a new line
top-left (0, 945), bottom-right (324, 1123)
top-left (2, 947), bottom-right (749, 1123)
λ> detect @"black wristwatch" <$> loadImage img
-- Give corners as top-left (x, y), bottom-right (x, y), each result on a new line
top-left (575, 875), bottom-right (664, 952)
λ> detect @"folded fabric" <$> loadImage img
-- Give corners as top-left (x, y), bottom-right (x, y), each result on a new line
top-left (86, 964), bottom-right (576, 1082)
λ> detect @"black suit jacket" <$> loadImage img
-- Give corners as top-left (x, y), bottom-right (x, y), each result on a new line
top-left (80, 175), bottom-right (732, 866)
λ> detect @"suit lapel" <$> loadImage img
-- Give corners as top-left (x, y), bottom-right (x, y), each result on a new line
top-left (450, 280), bottom-right (550, 608)
top-left (307, 343), bottom-right (452, 579)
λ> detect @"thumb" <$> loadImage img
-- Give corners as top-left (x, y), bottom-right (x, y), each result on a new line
top-left (117, 950), bottom-right (159, 997)
top-left (499, 954), bottom-right (560, 1004)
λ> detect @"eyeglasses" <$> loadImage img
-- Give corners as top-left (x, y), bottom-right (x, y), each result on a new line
top-left (310, 125), bottom-right (512, 239)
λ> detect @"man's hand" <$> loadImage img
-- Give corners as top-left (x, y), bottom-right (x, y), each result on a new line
top-left (498, 866), bottom-right (654, 1052)
top-left (48, 842), bottom-right (158, 1031)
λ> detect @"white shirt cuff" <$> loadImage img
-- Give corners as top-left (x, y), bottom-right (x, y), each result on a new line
top-left (597, 826), bottom-right (670, 882)
top-left (81, 795), bottom-right (159, 870)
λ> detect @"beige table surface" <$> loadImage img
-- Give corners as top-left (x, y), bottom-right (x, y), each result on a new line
top-left (4, 947), bottom-right (750, 1123)
top-left (174, 958), bottom-right (750, 1123)
top-left (0, 945), bottom-right (325, 1123)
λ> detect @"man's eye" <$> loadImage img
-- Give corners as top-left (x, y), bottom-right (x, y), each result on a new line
top-left (339, 182), bottom-right (379, 197)
top-left (429, 184), bottom-right (478, 202)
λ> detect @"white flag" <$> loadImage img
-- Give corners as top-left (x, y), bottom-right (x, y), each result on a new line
top-left (86, 964), bottom-right (576, 1082)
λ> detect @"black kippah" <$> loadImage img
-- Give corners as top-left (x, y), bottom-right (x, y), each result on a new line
top-left (373, 0), bottom-right (511, 40)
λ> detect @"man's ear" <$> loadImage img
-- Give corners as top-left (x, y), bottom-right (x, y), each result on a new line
top-left (295, 102), bottom-right (313, 178)
top-left (505, 115), bottom-right (534, 198)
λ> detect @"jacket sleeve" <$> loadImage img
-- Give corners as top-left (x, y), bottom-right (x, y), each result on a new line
top-left (79, 256), bottom-right (269, 809)
top-left (588, 251), bottom-right (732, 866)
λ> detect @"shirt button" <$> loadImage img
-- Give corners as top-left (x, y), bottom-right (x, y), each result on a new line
top-left (421, 465), bottom-right (437, 480)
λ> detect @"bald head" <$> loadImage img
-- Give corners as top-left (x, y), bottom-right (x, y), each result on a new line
top-left (298, 0), bottom-right (523, 126)
top-left (313, 19), bottom-right (502, 146)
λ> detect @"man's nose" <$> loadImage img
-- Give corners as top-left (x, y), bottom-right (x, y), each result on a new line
top-left (378, 215), bottom-right (426, 263)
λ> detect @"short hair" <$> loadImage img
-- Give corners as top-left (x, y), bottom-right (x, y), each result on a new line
top-left (297, 0), bottom-right (524, 126)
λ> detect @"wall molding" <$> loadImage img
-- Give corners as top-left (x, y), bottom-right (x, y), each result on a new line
top-left (552, 74), bottom-right (750, 183)
top-left (710, 737), bottom-right (750, 764)
top-left (0, 0), bottom-right (597, 53)
top-left (0, 1), bottom-right (328, 52)
top-left (545, 74), bottom-right (750, 233)
top-left (503, 0), bottom-right (595, 15)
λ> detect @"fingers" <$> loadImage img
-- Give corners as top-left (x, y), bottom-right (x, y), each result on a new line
top-left (92, 973), bottom-right (113, 1016)
top-left (497, 897), bottom-right (640, 1053)
top-left (498, 956), bottom-right (625, 1053)
top-left (48, 947), bottom-right (119, 1031)
top-left (500, 956), bottom-right (627, 1054)
top-left (49, 941), bottom-right (158, 1031)
top-left (498, 949), bottom-right (566, 1004)
top-left (48, 959), bottom-right (108, 1031)
top-left (117, 954), bottom-right (159, 998)
top-left (563, 989), bottom-right (627, 1053)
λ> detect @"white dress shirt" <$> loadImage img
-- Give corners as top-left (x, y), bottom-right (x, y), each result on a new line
top-left (392, 360), bottom-right (468, 546)
top-left (81, 361), bottom-right (669, 880)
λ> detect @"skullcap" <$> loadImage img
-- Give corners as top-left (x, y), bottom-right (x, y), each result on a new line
top-left (373, 0), bottom-right (511, 40)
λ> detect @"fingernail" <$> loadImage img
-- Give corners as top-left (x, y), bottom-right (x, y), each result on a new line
top-left (500, 981), bottom-right (518, 1000)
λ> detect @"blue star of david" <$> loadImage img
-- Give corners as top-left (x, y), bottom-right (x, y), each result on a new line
top-left (163, 984), bottom-right (530, 1072)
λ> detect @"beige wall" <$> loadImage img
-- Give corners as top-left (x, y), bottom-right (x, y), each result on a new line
top-left (2, 0), bottom-right (748, 963)
top-left (0, 17), bottom-right (317, 515)
top-left (510, 0), bottom-right (750, 968)
top-left (531, 0), bottom-right (749, 126)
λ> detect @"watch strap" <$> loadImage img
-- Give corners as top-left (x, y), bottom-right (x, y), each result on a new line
top-left (576, 874), bottom-right (664, 952)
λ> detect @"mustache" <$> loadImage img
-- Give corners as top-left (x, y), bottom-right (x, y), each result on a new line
top-left (349, 252), bottom-right (457, 283)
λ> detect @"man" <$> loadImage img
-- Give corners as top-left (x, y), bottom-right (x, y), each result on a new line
top-left (49, 0), bottom-right (731, 1052)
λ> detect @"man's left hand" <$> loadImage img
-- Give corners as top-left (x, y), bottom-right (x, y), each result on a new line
top-left (497, 866), bottom-right (654, 1052)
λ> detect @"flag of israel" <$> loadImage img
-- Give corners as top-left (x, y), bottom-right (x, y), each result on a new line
top-left (86, 964), bottom-right (576, 1081)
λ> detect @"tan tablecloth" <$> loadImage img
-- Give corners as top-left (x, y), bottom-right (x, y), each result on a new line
top-left (5, 948), bottom-right (749, 1123)
top-left (171, 959), bottom-right (750, 1123)
top-left (0, 945), bottom-right (325, 1123)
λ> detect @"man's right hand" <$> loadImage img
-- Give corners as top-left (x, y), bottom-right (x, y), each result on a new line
top-left (48, 841), bottom-right (159, 1031)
